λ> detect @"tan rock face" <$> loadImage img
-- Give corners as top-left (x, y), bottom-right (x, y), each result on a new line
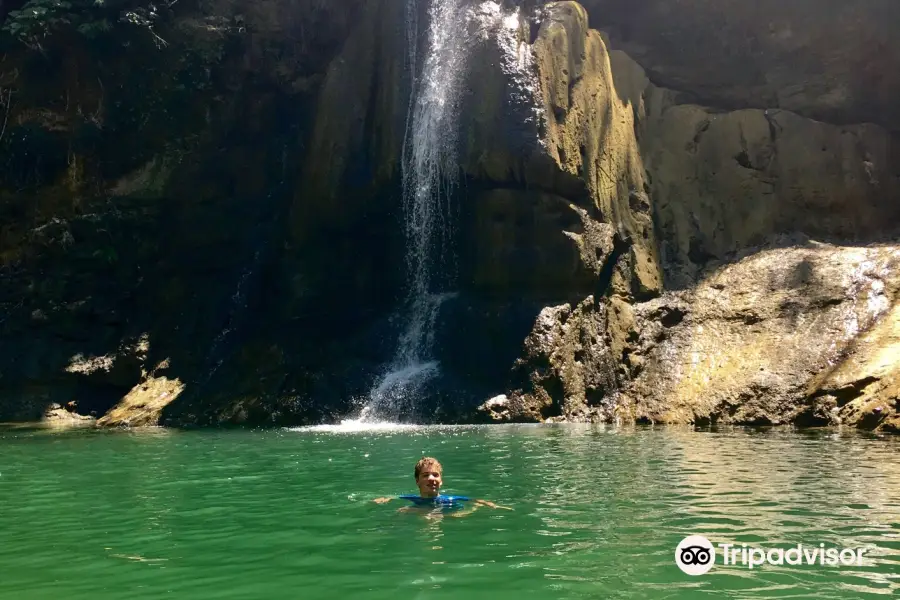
top-left (98, 375), bottom-right (185, 428)
top-left (626, 244), bottom-right (900, 429)
top-left (808, 296), bottom-right (900, 432)
top-left (0, 0), bottom-right (378, 425)
top-left (531, 3), bottom-right (661, 297)
top-left (647, 107), bottom-right (900, 270)
top-left (581, 0), bottom-right (900, 132)
top-left (488, 2), bottom-right (900, 433)
top-left (497, 242), bottom-right (900, 433)
top-left (606, 49), bottom-right (900, 283)
top-left (454, 1), bottom-right (661, 298)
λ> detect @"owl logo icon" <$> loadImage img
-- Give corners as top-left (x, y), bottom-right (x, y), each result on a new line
top-left (675, 535), bottom-right (716, 575)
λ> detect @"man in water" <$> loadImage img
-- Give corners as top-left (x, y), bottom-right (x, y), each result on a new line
top-left (374, 456), bottom-right (510, 515)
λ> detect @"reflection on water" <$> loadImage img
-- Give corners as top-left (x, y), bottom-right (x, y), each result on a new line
top-left (663, 428), bottom-right (900, 596)
top-left (0, 424), bottom-right (898, 599)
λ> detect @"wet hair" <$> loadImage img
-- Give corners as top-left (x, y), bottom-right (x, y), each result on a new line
top-left (414, 456), bottom-right (442, 480)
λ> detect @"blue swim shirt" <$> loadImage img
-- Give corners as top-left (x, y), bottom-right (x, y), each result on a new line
top-left (398, 494), bottom-right (470, 507)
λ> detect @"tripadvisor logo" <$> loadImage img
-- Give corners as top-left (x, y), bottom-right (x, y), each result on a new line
top-left (675, 535), bottom-right (869, 575)
top-left (675, 535), bottom-right (716, 575)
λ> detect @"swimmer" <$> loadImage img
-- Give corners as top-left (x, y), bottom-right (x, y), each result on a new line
top-left (374, 456), bottom-right (511, 515)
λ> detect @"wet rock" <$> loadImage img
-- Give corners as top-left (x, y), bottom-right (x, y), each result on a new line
top-left (501, 243), bottom-right (900, 429)
top-left (477, 394), bottom-right (511, 421)
top-left (806, 294), bottom-right (900, 432)
top-left (0, 0), bottom-right (373, 426)
top-left (98, 374), bottom-right (186, 428)
top-left (42, 403), bottom-right (96, 428)
top-left (500, 296), bottom-right (618, 421)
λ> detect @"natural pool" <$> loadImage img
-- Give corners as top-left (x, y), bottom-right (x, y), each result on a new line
top-left (1, 424), bottom-right (898, 599)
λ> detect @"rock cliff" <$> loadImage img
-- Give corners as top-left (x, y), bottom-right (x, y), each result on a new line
top-left (0, 0), bottom-right (374, 424)
top-left (478, 2), bottom-right (900, 433)
top-left (1, 0), bottom-right (898, 432)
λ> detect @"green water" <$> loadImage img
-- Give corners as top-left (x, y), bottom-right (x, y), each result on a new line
top-left (1, 424), bottom-right (899, 599)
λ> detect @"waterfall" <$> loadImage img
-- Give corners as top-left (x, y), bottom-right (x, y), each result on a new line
top-left (357, 0), bottom-right (474, 423)
top-left (344, 0), bottom-right (535, 424)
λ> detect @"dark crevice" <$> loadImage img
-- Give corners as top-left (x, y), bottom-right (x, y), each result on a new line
top-left (685, 118), bottom-right (710, 153)
top-left (553, 105), bottom-right (567, 123)
top-left (688, 237), bottom-right (715, 264)
top-left (70, 379), bottom-right (134, 417)
top-left (694, 119), bottom-right (711, 144)
top-left (816, 376), bottom-right (881, 406)
top-left (735, 150), bottom-right (753, 169)
top-left (764, 110), bottom-right (782, 143)
top-left (595, 231), bottom-right (630, 298)
top-left (794, 408), bottom-right (831, 428)
top-left (529, 18), bottom-right (541, 45)
top-left (659, 306), bottom-right (685, 328)
top-left (584, 386), bottom-right (606, 407)
top-left (540, 377), bottom-right (565, 418)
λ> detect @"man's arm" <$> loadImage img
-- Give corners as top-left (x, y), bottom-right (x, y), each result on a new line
top-left (373, 497), bottom-right (394, 504)
top-left (474, 499), bottom-right (512, 510)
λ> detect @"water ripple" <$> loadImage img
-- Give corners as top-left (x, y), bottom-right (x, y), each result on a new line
top-left (1, 425), bottom-right (898, 598)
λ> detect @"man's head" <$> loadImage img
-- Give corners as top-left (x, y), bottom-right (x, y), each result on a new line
top-left (414, 456), bottom-right (443, 497)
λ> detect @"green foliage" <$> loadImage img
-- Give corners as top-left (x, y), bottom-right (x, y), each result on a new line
top-left (4, 0), bottom-right (79, 45)
top-left (2, 0), bottom-right (167, 50)
top-left (0, 0), bottom-right (248, 193)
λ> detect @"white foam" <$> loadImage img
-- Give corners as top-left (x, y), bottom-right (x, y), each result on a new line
top-left (288, 420), bottom-right (423, 434)
top-left (286, 422), bottom-right (485, 434)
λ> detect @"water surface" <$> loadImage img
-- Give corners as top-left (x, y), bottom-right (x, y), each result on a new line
top-left (1, 424), bottom-right (898, 598)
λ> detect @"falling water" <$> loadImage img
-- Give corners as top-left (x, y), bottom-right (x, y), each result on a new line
top-left (398, 0), bottom-right (473, 363)
top-left (356, 0), bottom-right (475, 423)
top-left (347, 0), bottom-right (538, 425)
